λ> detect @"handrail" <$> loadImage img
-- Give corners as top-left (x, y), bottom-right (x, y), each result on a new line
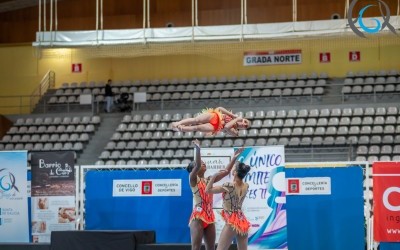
top-left (30, 70), bottom-right (55, 113)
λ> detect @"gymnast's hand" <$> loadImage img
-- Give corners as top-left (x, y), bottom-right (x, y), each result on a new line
top-left (192, 139), bottom-right (200, 149)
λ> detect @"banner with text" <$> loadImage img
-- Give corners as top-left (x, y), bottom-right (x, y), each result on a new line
top-left (85, 169), bottom-right (192, 243)
top-left (286, 177), bottom-right (331, 195)
top-left (30, 151), bottom-right (76, 243)
top-left (286, 166), bottom-right (365, 250)
top-left (244, 50), bottom-right (302, 66)
top-left (0, 151), bottom-right (29, 243)
top-left (373, 162), bottom-right (400, 243)
top-left (203, 146), bottom-right (287, 249)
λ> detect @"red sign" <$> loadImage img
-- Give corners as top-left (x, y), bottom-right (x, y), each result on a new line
top-left (141, 181), bottom-right (152, 195)
top-left (287, 179), bottom-right (300, 194)
top-left (319, 52), bottom-right (331, 63)
top-left (349, 51), bottom-right (360, 62)
top-left (71, 63), bottom-right (82, 73)
top-left (373, 162), bottom-right (400, 242)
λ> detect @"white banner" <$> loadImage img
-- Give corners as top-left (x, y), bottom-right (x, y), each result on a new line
top-left (201, 146), bottom-right (288, 249)
top-left (0, 151), bottom-right (29, 243)
top-left (286, 177), bottom-right (332, 195)
top-left (113, 179), bottom-right (182, 197)
top-left (244, 50), bottom-right (302, 66)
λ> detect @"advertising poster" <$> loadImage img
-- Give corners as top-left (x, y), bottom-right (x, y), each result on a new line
top-left (0, 151), bottom-right (29, 243)
top-left (30, 151), bottom-right (76, 243)
top-left (373, 162), bottom-right (400, 243)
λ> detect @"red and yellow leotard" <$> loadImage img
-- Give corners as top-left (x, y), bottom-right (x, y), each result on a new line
top-left (189, 176), bottom-right (215, 228)
top-left (220, 182), bottom-right (251, 235)
top-left (201, 108), bottom-right (236, 135)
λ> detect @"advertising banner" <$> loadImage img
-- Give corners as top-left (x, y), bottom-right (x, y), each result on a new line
top-left (286, 166), bottom-right (365, 250)
top-left (373, 162), bottom-right (400, 243)
top-left (202, 146), bottom-right (287, 249)
top-left (85, 169), bottom-right (192, 243)
top-left (30, 151), bottom-right (76, 243)
top-left (243, 146), bottom-right (286, 250)
top-left (0, 151), bottom-right (29, 243)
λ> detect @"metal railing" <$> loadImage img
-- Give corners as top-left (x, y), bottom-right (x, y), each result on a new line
top-left (30, 70), bottom-right (55, 113)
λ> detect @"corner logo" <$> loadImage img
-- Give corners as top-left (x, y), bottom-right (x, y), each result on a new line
top-left (0, 168), bottom-right (20, 193)
top-left (348, 0), bottom-right (397, 38)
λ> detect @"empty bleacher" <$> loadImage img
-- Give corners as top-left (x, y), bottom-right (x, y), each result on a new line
top-left (0, 115), bottom-right (101, 164)
top-left (94, 105), bottom-right (400, 165)
top-left (2, 70), bottom-right (400, 166)
top-left (39, 72), bottom-right (330, 112)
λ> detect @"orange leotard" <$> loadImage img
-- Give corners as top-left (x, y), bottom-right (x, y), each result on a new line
top-left (201, 108), bottom-right (236, 134)
top-left (189, 176), bottom-right (215, 227)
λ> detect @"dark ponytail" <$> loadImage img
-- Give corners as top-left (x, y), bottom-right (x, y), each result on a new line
top-left (186, 161), bottom-right (196, 173)
top-left (236, 162), bottom-right (251, 179)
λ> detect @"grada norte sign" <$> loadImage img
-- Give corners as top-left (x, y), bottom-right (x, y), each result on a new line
top-left (243, 50), bottom-right (302, 66)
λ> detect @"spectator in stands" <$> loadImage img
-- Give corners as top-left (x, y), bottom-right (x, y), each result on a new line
top-left (104, 79), bottom-right (114, 113)
top-left (171, 107), bottom-right (250, 136)
top-left (187, 139), bottom-right (244, 250)
top-left (205, 162), bottom-right (251, 250)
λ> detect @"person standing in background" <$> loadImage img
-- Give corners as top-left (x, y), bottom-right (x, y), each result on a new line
top-left (104, 79), bottom-right (114, 113)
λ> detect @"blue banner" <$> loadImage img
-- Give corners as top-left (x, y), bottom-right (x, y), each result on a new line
top-left (380, 242), bottom-right (400, 250)
top-left (85, 169), bottom-right (192, 243)
top-left (286, 166), bottom-right (365, 250)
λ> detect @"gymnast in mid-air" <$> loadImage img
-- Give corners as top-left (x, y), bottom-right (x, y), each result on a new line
top-left (171, 107), bottom-right (250, 137)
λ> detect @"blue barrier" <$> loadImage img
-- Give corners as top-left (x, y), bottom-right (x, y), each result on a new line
top-left (85, 169), bottom-right (192, 243)
top-left (286, 166), bottom-right (365, 250)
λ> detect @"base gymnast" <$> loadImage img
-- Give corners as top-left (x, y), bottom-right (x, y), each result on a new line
top-left (205, 162), bottom-right (251, 250)
top-left (187, 139), bottom-right (244, 250)
top-left (171, 107), bottom-right (251, 137)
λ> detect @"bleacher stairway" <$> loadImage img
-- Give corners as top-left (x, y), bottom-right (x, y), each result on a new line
top-left (77, 113), bottom-right (124, 165)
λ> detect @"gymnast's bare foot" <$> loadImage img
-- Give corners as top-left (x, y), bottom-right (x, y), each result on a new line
top-left (171, 122), bottom-right (180, 131)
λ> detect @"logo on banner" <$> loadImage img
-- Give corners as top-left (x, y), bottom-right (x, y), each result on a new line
top-left (38, 159), bottom-right (73, 179)
top-left (383, 187), bottom-right (400, 211)
top-left (0, 168), bottom-right (20, 194)
top-left (288, 179), bottom-right (300, 193)
top-left (348, 0), bottom-right (397, 38)
top-left (142, 181), bottom-right (152, 195)
top-left (286, 177), bottom-right (331, 195)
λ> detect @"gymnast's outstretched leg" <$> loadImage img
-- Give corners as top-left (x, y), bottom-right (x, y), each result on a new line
top-left (216, 224), bottom-right (235, 250)
top-left (189, 219), bottom-right (204, 250)
top-left (171, 113), bottom-right (213, 131)
top-left (203, 223), bottom-right (216, 250)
